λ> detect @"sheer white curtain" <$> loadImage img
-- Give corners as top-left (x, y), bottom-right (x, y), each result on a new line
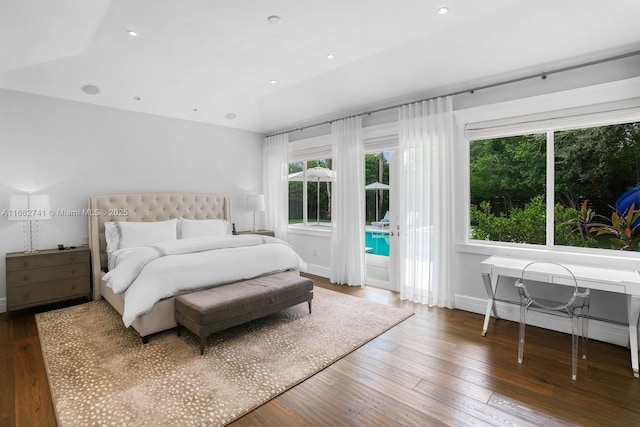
top-left (263, 133), bottom-right (289, 239)
top-left (398, 97), bottom-right (454, 307)
top-left (330, 116), bottom-right (365, 286)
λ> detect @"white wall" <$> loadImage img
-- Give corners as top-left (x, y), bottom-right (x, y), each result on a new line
top-left (0, 89), bottom-right (265, 311)
top-left (287, 228), bottom-right (332, 277)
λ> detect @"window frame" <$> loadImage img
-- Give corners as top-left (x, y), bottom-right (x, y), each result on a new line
top-left (288, 159), bottom-right (334, 228)
top-left (463, 98), bottom-right (640, 256)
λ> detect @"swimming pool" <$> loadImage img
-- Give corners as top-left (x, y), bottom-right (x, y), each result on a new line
top-left (365, 230), bottom-right (390, 256)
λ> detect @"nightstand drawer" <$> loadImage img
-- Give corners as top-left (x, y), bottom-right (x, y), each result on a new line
top-left (7, 277), bottom-right (90, 310)
top-left (6, 246), bottom-right (91, 313)
top-left (6, 250), bottom-right (90, 271)
top-left (6, 263), bottom-right (90, 287)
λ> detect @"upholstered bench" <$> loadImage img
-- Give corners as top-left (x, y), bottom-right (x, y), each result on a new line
top-left (175, 271), bottom-right (314, 354)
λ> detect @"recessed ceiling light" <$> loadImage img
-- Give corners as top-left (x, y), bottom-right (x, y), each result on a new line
top-left (81, 84), bottom-right (100, 95)
top-left (267, 15), bottom-right (282, 24)
top-left (127, 30), bottom-right (138, 37)
top-left (437, 7), bottom-right (449, 14)
top-left (327, 53), bottom-right (335, 59)
top-left (225, 113), bottom-right (237, 120)
top-left (269, 80), bottom-right (277, 85)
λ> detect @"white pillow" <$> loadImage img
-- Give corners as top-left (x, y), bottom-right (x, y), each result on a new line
top-left (104, 221), bottom-right (123, 253)
top-left (179, 218), bottom-right (231, 239)
top-left (105, 219), bottom-right (178, 251)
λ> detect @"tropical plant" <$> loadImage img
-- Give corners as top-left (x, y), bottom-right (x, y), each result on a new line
top-left (588, 203), bottom-right (640, 250)
top-left (561, 199), bottom-right (600, 248)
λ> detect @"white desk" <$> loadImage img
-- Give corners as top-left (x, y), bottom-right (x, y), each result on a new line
top-left (480, 255), bottom-right (640, 377)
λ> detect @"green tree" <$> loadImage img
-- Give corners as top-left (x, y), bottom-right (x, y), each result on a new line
top-left (554, 123), bottom-right (640, 206)
top-left (364, 153), bottom-right (389, 222)
top-left (470, 134), bottom-right (546, 209)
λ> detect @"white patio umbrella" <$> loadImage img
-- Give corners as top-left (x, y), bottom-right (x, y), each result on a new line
top-left (365, 181), bottom-right (389, 221)
top-left (288, 166), bottom-right (335, 225)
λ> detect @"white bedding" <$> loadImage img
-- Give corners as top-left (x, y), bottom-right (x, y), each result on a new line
top-left (103, 234), bottom-right (308, 327)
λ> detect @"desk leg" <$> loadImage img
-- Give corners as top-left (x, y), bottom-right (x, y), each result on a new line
top-left (628, 295), bottom-right (640, 378)
top-left (482, 272), bottom-right (499, 336)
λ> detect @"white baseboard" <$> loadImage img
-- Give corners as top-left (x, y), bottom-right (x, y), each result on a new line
top-left (0, 297), bottom-right (6, 313)
top-left (305, 264), bottom-right (330, 278)
top-left (455, 294), bottom-right (630, 347)
top-left (365, 277), bottom-right (397, 291)
top-left (303, 266), bottom-right (392, 289)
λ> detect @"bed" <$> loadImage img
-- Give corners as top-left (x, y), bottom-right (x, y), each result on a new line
top-left (88, 193), bottom-right (306, 341)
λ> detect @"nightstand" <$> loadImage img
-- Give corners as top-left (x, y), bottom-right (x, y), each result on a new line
top-left (6, 246), bottom-right (91, 313)
top-left (235, 229), bottom-right (275, 237)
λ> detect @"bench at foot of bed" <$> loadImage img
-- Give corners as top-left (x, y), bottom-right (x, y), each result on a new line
top-left (174, 271), bottom-right (313, 355)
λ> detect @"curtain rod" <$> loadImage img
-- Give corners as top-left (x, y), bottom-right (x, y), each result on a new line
top-left (266, 49), bottom-right (640, 138)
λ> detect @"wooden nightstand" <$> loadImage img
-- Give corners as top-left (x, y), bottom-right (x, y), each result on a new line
top-left (235, 229), bottom-right (275, 237)
top-left (6, 246), bottom-right (91, 313)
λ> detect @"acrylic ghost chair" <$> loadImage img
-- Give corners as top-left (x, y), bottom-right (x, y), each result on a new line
top-left (515, 261), bottom-right (591, 380)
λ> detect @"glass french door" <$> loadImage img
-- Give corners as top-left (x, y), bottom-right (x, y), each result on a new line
top-left (364, 149), bottom-right (399, 291)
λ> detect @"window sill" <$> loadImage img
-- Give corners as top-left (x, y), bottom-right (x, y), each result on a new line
top-left (287, 224), bottom-right (331, 237)
top-left (456, 240), bottom-right (640, 268)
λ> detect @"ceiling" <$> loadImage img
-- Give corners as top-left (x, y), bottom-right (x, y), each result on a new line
top-left (2, 0), bottom-right (640, 135)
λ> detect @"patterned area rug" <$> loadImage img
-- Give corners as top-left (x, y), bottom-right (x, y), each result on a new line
top-left (36, 286), bottom-right (413, 426)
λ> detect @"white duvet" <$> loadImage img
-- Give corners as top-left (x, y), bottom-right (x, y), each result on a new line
top-left (102, 234), bottom-right (308, 327)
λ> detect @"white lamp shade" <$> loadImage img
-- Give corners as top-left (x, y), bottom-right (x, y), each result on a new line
top-left (8, 194), bottom-right (51, 220)
top-left (246, 194), bottom-right (265, 212)
top-left (8, 195), bottom-right (28, 220)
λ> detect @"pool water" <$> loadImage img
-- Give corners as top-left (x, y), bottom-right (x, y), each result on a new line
top-left (365, 230), bottom-right (390, 256)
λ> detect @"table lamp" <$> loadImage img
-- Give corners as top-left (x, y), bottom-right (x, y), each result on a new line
top-left (8, 193), bottom-right (51, 252)
top-left (246, 194), bottom-right (265, 232)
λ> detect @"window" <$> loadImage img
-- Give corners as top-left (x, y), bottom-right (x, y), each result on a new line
top-left (469, 120), bottom-right (640, 251)
top-left (554, 123), bottom-right (640, 250)
top-left (288, 159), bottom-right (333, 227)
top-left (470, 133), bottom-right (547, 245)
top-left (365, 152), bottom-right (390, 224)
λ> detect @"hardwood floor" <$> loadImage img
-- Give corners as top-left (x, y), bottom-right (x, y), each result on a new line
top-left (3, 274), bottom-right (640, 426)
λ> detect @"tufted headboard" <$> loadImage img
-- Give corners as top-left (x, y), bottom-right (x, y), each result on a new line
top-left (87, 193), bottom-right (231, 299)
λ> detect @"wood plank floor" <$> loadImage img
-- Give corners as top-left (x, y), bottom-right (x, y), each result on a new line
top-left (2, 273), bottom-right (640, 426)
